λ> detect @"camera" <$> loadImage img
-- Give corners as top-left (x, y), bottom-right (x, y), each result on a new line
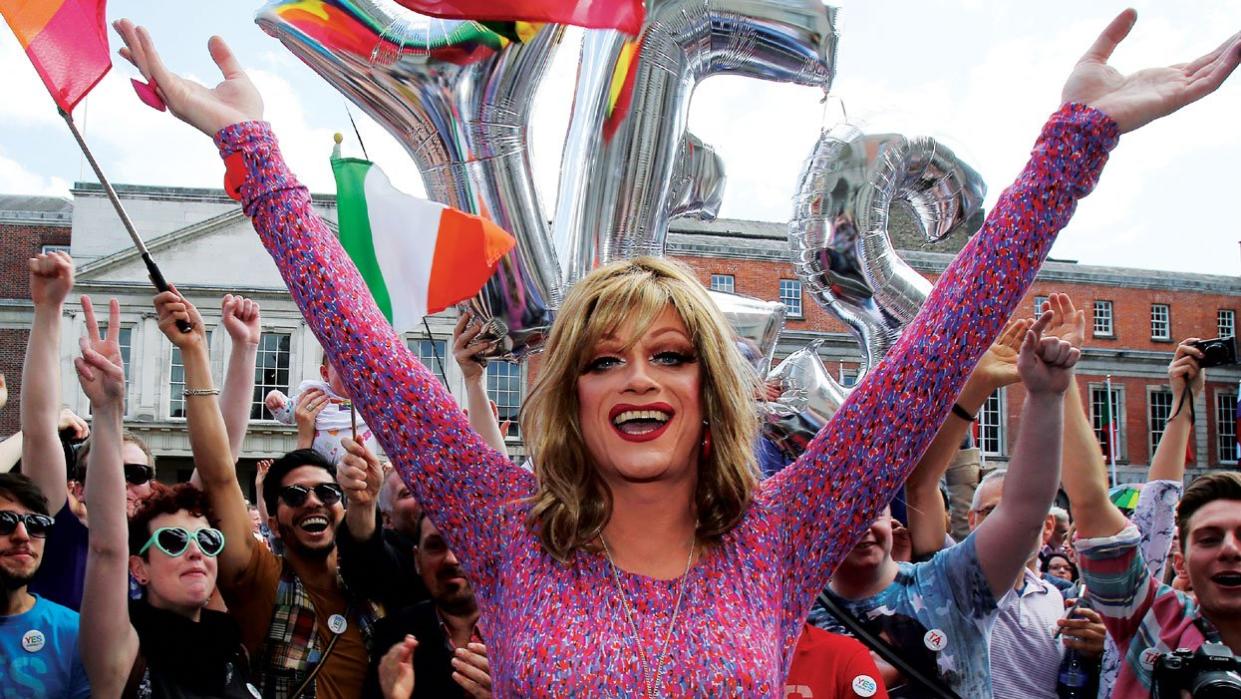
top-left (1151, 642), bottom-right (1241, 698)
top-left (1190, 337), bottom-right (1238, 368)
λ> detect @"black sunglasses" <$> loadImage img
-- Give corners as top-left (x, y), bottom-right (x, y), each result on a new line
top-left (0, 511), bottom-right (55, 538)
top-left (278, 483), bottom-right (343, 508)
top-left (124, 463), bottom-right (154, 486)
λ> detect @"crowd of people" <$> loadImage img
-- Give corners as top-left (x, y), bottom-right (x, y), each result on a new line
top-left (0, 10), bottom-right (1239, 699)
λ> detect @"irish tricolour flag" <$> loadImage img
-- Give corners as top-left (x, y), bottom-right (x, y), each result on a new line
top-left (332, 155), bottom-right (515, 332)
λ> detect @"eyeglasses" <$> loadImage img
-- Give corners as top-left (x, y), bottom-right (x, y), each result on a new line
top-left (124, 463), bottom-right (154, 486)
top-left (278, 483), bottom-right (343, 508)
top-left (139, 527), bottom-right (226, 558)
top-left (0, 511), bottom-right (55, 538)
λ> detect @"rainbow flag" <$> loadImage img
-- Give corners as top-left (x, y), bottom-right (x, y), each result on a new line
top-left (0, 0), bottom-right (111, 112)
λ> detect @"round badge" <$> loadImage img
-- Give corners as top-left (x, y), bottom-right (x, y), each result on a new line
top-left (327, 614), bottom-right (348, 635)
top-left (851, 674), bottom-right (878, 697)
top-left (21, 629), bottom-right (45, 653)
top-left (1140, 648), bottom-right (1161, 671)
top-left (247, 684), bottom-right (262, 698)
top-left (923, 628), bottom-right (948, 652)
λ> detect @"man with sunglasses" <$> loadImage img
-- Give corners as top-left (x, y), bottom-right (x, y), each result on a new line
top-left (0, 472), bottom-right (90, 697)
top-left (155, 290), bottom-right (377, 698)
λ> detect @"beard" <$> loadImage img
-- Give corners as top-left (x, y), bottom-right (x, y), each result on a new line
top-left (276, 522), bottom-right (336, 560)
top-left (0, 564), bottom-right (36, 591)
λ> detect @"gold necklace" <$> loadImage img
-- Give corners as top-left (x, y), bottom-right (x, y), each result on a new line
top-left (600, 535), bottom-right (695, 699)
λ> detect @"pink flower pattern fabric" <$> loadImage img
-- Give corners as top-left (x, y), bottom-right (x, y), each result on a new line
top-left (215, 103), bottom-right (1118, 697)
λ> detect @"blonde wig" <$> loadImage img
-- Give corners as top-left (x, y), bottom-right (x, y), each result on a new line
top-left (522, 257), bottom-right (761, 561)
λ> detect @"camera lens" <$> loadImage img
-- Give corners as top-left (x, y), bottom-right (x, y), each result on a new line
top-left (1190, 669), bottom-right (1241, 698)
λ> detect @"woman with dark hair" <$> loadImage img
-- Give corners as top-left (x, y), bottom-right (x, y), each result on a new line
top-left (73, 296), bottom-right (255, 698)
top-left (113, 12), bottom-right (1240, 696)
top-left (1042, 552), bottom-right (1080, 589)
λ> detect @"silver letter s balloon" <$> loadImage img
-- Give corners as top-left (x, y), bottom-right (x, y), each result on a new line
top-left (256, 0), bottom-right (564, 360)
top-left (789, 123), bottom-right (986, 377)
top-left (553, 1), bottom-right (840, 287)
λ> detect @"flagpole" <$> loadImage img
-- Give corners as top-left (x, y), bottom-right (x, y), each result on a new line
top-left (1106, 375), bottom-right (1118, 486)
top-left (57, 108), bottom-right (190, 333)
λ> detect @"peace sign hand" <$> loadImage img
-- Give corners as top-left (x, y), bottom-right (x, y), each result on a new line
top-left (74, 296), bottom-right (126, 409)
top-left (113, 19), bottom-right (263, 137)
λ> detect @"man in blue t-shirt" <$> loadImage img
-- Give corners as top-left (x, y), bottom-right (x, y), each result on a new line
top-left (0, 473), bottom-right (90, 698)
top-left (810, 313), bottom-right (1080, 697)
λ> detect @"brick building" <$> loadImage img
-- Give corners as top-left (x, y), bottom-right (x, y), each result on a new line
top-left (0, 184), bottom-right (1237, 486)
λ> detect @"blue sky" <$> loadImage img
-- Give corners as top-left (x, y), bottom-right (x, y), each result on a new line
top-left (2, 0), bottom-right (1240, 275)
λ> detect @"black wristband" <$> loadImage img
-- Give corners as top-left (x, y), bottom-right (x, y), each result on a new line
top-left (951, 403), bottom-right (976, 421)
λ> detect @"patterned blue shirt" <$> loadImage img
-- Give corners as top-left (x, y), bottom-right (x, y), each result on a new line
top-left (810, 533), bottom-right (1001, 698)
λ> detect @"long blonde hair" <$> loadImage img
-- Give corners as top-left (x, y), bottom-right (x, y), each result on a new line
top-left (522, 257), bottom-right (760, 561)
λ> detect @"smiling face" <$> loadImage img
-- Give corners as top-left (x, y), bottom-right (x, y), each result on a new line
top-left (838, 506), bottom-right (895, 576)
top-left (1182, 498), bottom-right (1241, 619)
top-left (130, 510), bottom-right (217, 612)
top-left (576, 307), bottom-right (703, 488)
top-left (271, 465), bottom-right (344, 558)
top-left (0, 496), bottom-right (44, 590)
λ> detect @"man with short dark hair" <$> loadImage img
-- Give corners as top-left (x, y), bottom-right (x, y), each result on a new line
top-left (0, 473), bottom-right (90, 697)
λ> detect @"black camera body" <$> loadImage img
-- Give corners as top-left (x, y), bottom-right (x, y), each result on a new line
top-left (1191, 337), bottom-right (1238, 368)
top-left (1151, 642), bottom-right (1241, 698)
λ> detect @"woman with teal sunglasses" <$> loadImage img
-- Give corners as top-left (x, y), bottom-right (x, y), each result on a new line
top-left (74, 295), bottom-right (257, 698)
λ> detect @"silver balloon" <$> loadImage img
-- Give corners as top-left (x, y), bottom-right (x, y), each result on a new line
top-left (760, 339), bottom-right (848, 461)
top-left (256, 1), bottom-right (564, 360)
top-left (668, 131), bottom-right (726, 222)
top-left (554, 1), bottom-right (840, 287)
top-left (789, 123), bottom-right (986, 377)
top-left (709, 290), bottom-right (785, 376)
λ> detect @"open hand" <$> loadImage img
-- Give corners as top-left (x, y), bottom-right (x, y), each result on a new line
top-left (74, 296), bottom-right (126, 409)
top-left (29, 252), bottom-right (74, 307)
top-left (1018, 311), bottom-right (1081, 395)
top-left (221, 294), bottom-right (261, 346)
top-left (453, 311), bottom-right (489, 382)
top-left (378, 636), bottom-right (418, 699)
top-left (113, 19), bottom-right (263, 137)
top-left (1045, 293), bottom-right (1087, 350)
top-left (452, 643), bottom-right (492, 699)
top-left (1062, 10), bottom-right (1241, 133)
top-left (971, 318), bottom-right (1032, 390)
top-left (337, 437), bottom-right (383, 508)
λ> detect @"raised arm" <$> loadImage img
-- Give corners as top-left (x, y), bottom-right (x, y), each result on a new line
top-left (21, 253), bottom-right (75, 511)
top-left (112, 19), bottom-right (534, 593)
top-left (906, 319), bottom-right (1028, 559)
top-left (1147, 339), bottom-right (1202, 483)
top-left (74, 297), bottom-right (140, 696)
top-left (218, 294), bottom-right (261, 460)
top-left (766, 9), bottom-right (1241, 618)
top-left (153, 289), bottom-right (256, 581)
top-left (973, 313), bottom-right (1078, 597)
top-left (453, 311), bottom-right (509, 455)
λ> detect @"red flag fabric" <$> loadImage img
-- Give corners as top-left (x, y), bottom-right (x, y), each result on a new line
top-left (392, 0), bottom-right (645, 36)
top-left (0, 0), bottom-right (111, 112)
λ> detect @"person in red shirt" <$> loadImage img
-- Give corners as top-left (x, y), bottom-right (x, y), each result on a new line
top-left (785, 624), bottom-right (890, 699)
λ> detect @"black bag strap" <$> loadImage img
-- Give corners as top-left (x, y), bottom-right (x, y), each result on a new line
top-left (815, 591), bottom-right (961, 699)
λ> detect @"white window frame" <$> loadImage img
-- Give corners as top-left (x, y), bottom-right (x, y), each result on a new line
top-left (979, 388), bottom-right (1007, 457)
top-left (1217, 390), bottom-right (1238, 465)
top-left (169, 328), bottom-right (215, 420)
top-left (1034, 296), bottom-right (1049, 316)
top-left (1089, 383), bottom-right (1127, 462)
top-left (1218, 309), bottom-right (1235, 339)
top-left (1147, 386), bottom-right (1174, 460)
top-left (250, 331), bottom-right (293, 422)
top-left (709, 274), bottom-right (735, 294)
top-left (1151, 304), bottom-right (1171, 341)
top-left (486, 361), bottom-right (524, 441)
top-left (40, 244), bottom-right (70, 255)
top-left (90, 324), bottom-right (134, 417)
top-left (1092, 300), bottom-right (1114, 338)
top-left (779, 279), bottom-right (803, 319)
top-left (406, 335), bottom-right (449, 386)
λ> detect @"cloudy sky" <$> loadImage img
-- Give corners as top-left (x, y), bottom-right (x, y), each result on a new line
top-left (1, 1), bottom-right (1239, 275)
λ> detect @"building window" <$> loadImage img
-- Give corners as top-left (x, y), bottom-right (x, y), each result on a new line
top-left (1219, 309), bottom-right (1235, 339)
top-left (1090, 385), bottom-right (1126, 462)
top-left (979, 388), bottom-right (1006, 457)
top-left (250, 332), bottom-right (292, 420)
top-left (1217, 392), bottom-right (1238, 464)
top-left (1092, 301), bottom-right (1114, 338)
top-left (486, 362), bottom-right (523, 439)
top-left (170, 329), bottom-right (214, 419)
top-left (40, 244), bottom-right (70, 255)
top-left (1034, 296), bottom-right (1049, 316)
top-left (709, 274), bottom-right (735, 294)
top-left (1151, 304), bottom-right (1171, 340)
top-left (1148, 388), bottom-right (1174, 459)
top-left (839, 367), bottom-right (859, 388)
top-left (98, 323), bottom-right (133, 370)
top-left (779, 279), bottom-right (803, 318)
top-left (407, 336), bottom-right (448, 385)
